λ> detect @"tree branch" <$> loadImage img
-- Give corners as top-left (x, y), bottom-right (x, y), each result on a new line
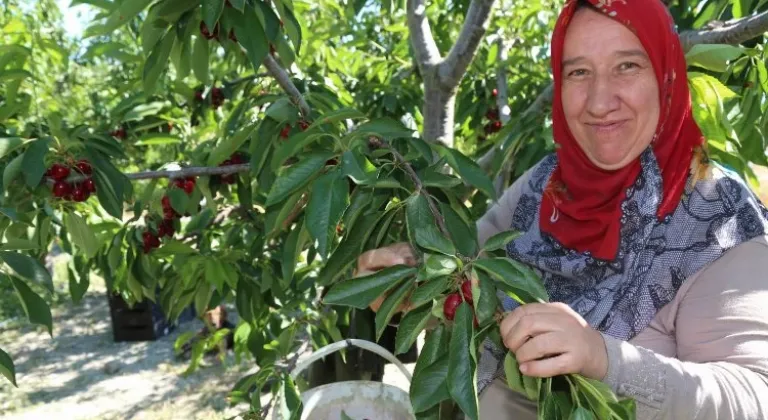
top-left (439, 0), bottom-right (496, 88)
top-left (263, 55), bottom-right (311, 118)
top-left (406, 0), bottom-right (442, 71)
top-left (679, 10), bottom-right (768, 50)
top-left (124, 164), bottom-right (250, 180)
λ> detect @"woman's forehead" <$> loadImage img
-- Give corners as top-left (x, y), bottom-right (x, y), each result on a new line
top-left (562, 8), bottom-right (647, 59)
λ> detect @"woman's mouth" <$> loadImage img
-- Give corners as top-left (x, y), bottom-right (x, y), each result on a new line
top-left (586, 120), bottom-right (627, 134)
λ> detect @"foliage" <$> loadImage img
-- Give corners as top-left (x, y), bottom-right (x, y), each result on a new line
top-left (1, 0), bottom-right (767, 419)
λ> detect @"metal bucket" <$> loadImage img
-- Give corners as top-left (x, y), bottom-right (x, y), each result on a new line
top-left (274, 338), bottom-right (416, 420)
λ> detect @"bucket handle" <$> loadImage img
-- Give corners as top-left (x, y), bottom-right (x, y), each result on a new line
top-left (290, 338), bottom-right (413, 383)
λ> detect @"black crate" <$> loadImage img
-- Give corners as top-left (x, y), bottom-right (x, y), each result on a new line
top-left (107, 293), bottom-right (195, 342)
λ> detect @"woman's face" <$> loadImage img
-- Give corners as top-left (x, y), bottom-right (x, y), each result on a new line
top-left (561, 7), bottom-right (660, 171)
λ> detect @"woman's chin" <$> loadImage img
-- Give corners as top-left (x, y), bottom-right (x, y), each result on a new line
top-left (586, 150), bottom-right (635, 171)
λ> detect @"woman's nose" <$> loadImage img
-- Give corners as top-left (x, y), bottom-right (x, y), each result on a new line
top-left (586, 75), bottom-right (621, 118)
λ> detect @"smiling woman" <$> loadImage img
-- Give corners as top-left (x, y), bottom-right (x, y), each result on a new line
top-left (355, 0), bottom-right (768, 418)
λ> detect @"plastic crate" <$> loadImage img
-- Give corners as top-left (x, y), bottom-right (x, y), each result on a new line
top-left (107, 293), bottom-right (195, 342)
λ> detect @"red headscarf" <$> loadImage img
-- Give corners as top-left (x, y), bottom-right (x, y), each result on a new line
top-left (539, 0), bottom-right (704, 261)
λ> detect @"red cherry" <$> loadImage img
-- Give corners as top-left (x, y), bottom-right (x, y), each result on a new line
top-left (114, 127), bottom-right (126, 139)
top-left (461, 280), bottom-right (473, 306)
top-left (83, 178), bottom-right (96, 193)
top-left (163, 208), bottom-right (178, 220)
top-left (298, 120), bottom-right (310, 131)
top-left (485, 109), bottom-right (499, 121)
top-left (229, 153), bottom-right (244, 165)
top-left (183, 179), bottom-right (195, 194)
top-left (220, 174), bottom-right (236, 185)
top-left (72, 186), bottom-right (89, 202)
top-left (200, 21), bottom-right (219, 40)
top-left (194, 90), bottom-right (204, 102)
top-left (160, 220), bottom-right (175, 237)
top-left (52, 181), bottom-right (72, 198)
top-left (443, 293), bottom-right (462, 321)
top-left (161, 195), bottom-right (171, 210)
top-left (173, 179), bottom-right (185, 189)
top-left (492, 121), bottom-right (502, 132)
top-left (279, 124), bottom-right (291, 139)
top-left (50, 164), bottom-right (70, 181)
top-left (491, 88), bottom-right (498, 97)
top-left (75, 160), bottom-right (92, 175)
top-left (150, 234), bottom-right (161, 248)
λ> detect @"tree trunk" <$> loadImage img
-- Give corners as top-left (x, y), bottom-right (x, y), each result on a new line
top-left (423, 74), bottom-right (457, 148)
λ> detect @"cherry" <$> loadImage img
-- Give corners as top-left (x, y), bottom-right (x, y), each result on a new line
top-left (220, 174), bottom-right (236, 185)
top-left (83, 178), bottom-right (96, 193)
top-left (194, 90), bottom-right (204, 102)
top-left (160, 220), bottom-right (175, 237)
top-left (443, 293), bottom-right (462, 321)
top-left (173, 179), bottom-right (185, 189)
top-left (52, 181), bottom-right (72, 198)
top-left (491, 88), bottom-right (498, 97)
top-left (229, 153), bottom-right (244, 165)
top-left (200, 21), bottom-right (219, 40)
top-left (161, 195), bottom-right (171, 210)
top-left (485, 108), bottom-right (499, 121)
top-left (111, 127), bottom-right (126, 139)
top-left (75, 159), bottom-right (92, 175)
top-left (50, 164), bottom-right (70, 181)
top-left (163, 208), bottom-right (179, 220)
top-left (211, 88), bottom-right (225, 108)
top-left (72, 186), bottom-right (89, 202)
top-left (183, 179), bottom-right (195, 194)
top-left (492, 121), bottom-right (502, 132)
top-left (279, 124), bottom-right (291, 139)
top-left (298, 120), bottom-right (310, 131)
top-left (461, 280), bottom-right (474, 306)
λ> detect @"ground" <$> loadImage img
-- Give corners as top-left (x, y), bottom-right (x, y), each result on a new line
top-left (0, 276), bottom-right (414, 420)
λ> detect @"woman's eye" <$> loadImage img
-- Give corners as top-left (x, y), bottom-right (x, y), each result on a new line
top-left (619, 62), bottom-right (639, 71)
top-left (568, 69), bottom-right (588, 77)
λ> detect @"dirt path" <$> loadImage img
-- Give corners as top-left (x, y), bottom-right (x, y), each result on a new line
top-left (0, 284), bottom-right (415, 420)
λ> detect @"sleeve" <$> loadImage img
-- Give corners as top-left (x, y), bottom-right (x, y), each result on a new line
top-left (475, 169), bottom-right (532, 248)
top-left (600, 237), bottom-right (768, 420)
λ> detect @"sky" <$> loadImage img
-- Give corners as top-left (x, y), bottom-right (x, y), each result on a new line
top-left (55, 0), bottom-right (94, 38)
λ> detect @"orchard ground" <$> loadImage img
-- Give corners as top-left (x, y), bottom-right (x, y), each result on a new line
top-left (0, 258), bottom-right (415, 420)
top-left (0, 166), bottom-right (766, 420)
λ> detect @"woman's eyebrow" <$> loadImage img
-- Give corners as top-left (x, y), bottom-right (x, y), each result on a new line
top-left (562, 49), bottom-right (648, 69)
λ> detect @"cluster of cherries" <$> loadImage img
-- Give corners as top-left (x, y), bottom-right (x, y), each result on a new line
top-left (47, 160), bottom-right (97, 202)
top-left (217, 152), bottom-right (246, 185)
top-left (279, 120), bottom-right (310, 139)
top-left (443, 279), bottom-right (479, 326)
top-left (199, 1), bottom-right (240, 43)
top-left (194, 87), bottom-right (225, 110)
top-left (143, 176), bottom-right (198, 253)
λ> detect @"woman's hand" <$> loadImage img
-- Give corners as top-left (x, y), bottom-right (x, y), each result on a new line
top-left (500, 302), bottom-right (608, 380)
top-left (354, 242), bottom-right (417, 313)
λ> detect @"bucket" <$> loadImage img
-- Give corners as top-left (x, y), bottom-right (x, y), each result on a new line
top-left (273, 338), bottom-right (416, 420)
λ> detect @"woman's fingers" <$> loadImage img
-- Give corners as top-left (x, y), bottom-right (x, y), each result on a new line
top-left (355, 242), bottom-right (416, 275)
top-left (513, 331), bottom-right (567, 365)
top-left (502, 313), bottom-right (571, 352)
top-left (519, 352), bottom-right (578, 378)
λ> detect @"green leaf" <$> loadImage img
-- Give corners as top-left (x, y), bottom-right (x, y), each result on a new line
top-left (413, 323), bottom-right (448, 377)
top-left (167, 187), bottom-right (189, 215)
top-left (279, 374), bottom-right (303, 420)
top-left (84, 0), bottom-right (153, 37)
top-left (0, 137), bottom-right (27, 160)
top-left (685, 44), bottom-right (745, 72)
top-left (185, 208), bottom-right (214, 234)
top-left (374, 280), bottom-right (412, 341)
top-left (3, 153), bottom-right (23, 190)
top-left (323, 265), bottom-right (416, 309)
top-left (569, 407), bottom-right (597, 420)
top-left (67, 266), bottom-right (89, 304)
top-left (352, 118), bottom-right (415, 142)
top-left (192, 35), bottom-right (209, 84)
top-left (504, 352), bottom-right (526, 395)
top-left (406, 194), bottom-right (435, 246)
top-left (314, 108), bottom-right (366, 127)
top-left (202, 0), bottom-right (225, 32)
top-left (142, 28), bottom-right (176, 96)
top-left (341, 149), bottom-right (377, 184)
top-left (266, 152), bottom-right (334, 207)
top-left (271, 131), bottom-right (332, 171)
top-left (282, 224), bottom-right (307, 285)
top-left (316, 212), bottom-right (382, 286)
top-left (474, 270), bottom-right (497, 325)
top-left (447, 303), bottom-right (478, 420)
top-left (473, 258), bottom-right (548, 303)
top-left (0, 208), bottom-right (19, 222)
top-left (233, 7), bottom-right (269, 73)
top-left (419, 253), bottom-right (457, 281)
top-left (134, 133), bottom-right (183, 146)
top-left (439, 202), bottom-right (477, 257)
top-left (436, 146), bottom-right (496, 200)
top-left (415, 225), bottom-right (455, 256)
top-left (0, 251), bottom-right (53, 293)
top-left (154, 240), bottom-right (198, 257)
top-left (394, 303), bottom-right (432, 355)
top-left (483, 230), bottom-right (523, 252)
top-left (410, 276), bottom-right (450, 308)
top-left (411, 355), bottom-right (450, 413)
top-left (21, 138), bottom-right (50, 188)
top-left (0, 347), bottom-right (16, 387)
top-left (63, 213), bottom-right (100, 258)
top-left (306, 170), bottom-right (349, 258)
top-left (207, 122), bottom-right (258, 166)
top-left (9, 276), bottom-right (53, 336)
top-left (523, 372), bottom-right (540, 401)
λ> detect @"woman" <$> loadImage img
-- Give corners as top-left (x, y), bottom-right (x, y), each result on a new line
top-left (356, 0), bottom-right (768, 418)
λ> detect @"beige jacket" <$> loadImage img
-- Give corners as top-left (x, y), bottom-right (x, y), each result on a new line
top-left (474, 169), bottom-right (768, 420)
